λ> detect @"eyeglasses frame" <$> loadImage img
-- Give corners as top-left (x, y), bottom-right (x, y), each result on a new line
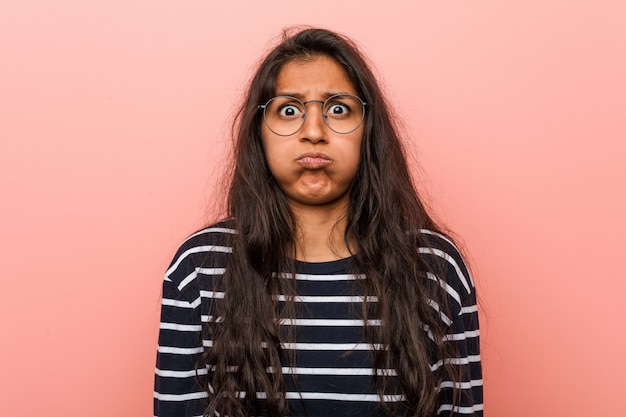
top-left (258, 93), bottom-right (367, 136)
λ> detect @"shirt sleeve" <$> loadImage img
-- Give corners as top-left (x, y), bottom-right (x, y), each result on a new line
top-left (431, 240), bottom-right (484, 416)
top-left (154, 277), bottom-right (207, 417)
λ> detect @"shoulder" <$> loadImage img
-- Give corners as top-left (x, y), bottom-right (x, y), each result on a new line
top-left (164, 219), bottom-right (235, 291)
top-left (173, 218), bottom-right (236, 254)
top-left (417, 229), bottom-right (475, 308)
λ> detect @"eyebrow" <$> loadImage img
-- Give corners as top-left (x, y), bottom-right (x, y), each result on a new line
top-left (275, 91), bottom-right (354, 99)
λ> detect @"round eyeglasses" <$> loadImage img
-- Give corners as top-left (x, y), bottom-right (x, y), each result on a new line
top-left (259, 94), bottom-right (367, 136)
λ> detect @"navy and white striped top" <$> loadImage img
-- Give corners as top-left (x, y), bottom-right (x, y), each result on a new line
top-left (154, 222), bottom-right (483, 416)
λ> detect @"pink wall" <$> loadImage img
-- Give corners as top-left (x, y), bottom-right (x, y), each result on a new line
top-left (1, 1), bottom-right (625, 415)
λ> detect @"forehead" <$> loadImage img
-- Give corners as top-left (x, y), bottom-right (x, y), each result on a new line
top-left (275, 55), bottom-right (357, 96)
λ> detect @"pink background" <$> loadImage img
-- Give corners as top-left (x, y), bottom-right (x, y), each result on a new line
top-left (1, 1), bottom-right (625, 416)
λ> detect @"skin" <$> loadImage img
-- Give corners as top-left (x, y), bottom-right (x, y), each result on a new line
top-left (261, 56), bottom-right (364, 261)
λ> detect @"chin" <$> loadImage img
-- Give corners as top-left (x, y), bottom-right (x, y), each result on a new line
top-left (290, 192), bottom-right (350, 208)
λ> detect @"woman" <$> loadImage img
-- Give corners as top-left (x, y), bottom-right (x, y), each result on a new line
top-left (154, 28), bottom-right (483, 416)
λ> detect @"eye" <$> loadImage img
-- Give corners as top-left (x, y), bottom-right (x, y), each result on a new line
top-left (277, 103), bottom-right (303, 118)
top-left (325, 101), bottom-right (350, 117)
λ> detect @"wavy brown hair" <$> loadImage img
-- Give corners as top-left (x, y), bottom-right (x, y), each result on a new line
top-left (201, 27), bottom-right (462, 416)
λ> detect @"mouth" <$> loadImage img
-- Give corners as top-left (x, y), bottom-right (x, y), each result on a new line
top-left (296, 153), bottom-right (333, 169)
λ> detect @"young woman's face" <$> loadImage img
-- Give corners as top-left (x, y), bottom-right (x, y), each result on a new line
top-left (261, 56), bottom-right (364, 210)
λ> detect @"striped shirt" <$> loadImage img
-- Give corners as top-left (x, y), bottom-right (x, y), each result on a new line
top-left (154, 222), bottom-right (483, 416)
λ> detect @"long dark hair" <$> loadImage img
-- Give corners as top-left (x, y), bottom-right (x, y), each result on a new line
top-left (201, 27), bottom-right (462, 416)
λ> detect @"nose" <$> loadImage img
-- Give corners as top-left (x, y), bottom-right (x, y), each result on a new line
top-left (300, 100), bottom-right (327, 143)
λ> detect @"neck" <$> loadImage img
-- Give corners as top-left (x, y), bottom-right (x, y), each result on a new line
top-left (290, 200), bottom-right (353, 262)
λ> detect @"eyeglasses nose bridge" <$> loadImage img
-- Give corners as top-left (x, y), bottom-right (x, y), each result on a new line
top-left (301, 99), bottom-right (327, 123)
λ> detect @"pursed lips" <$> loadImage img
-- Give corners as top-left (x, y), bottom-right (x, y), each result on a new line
top-left (295, 152), bottom-right (333, 169)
